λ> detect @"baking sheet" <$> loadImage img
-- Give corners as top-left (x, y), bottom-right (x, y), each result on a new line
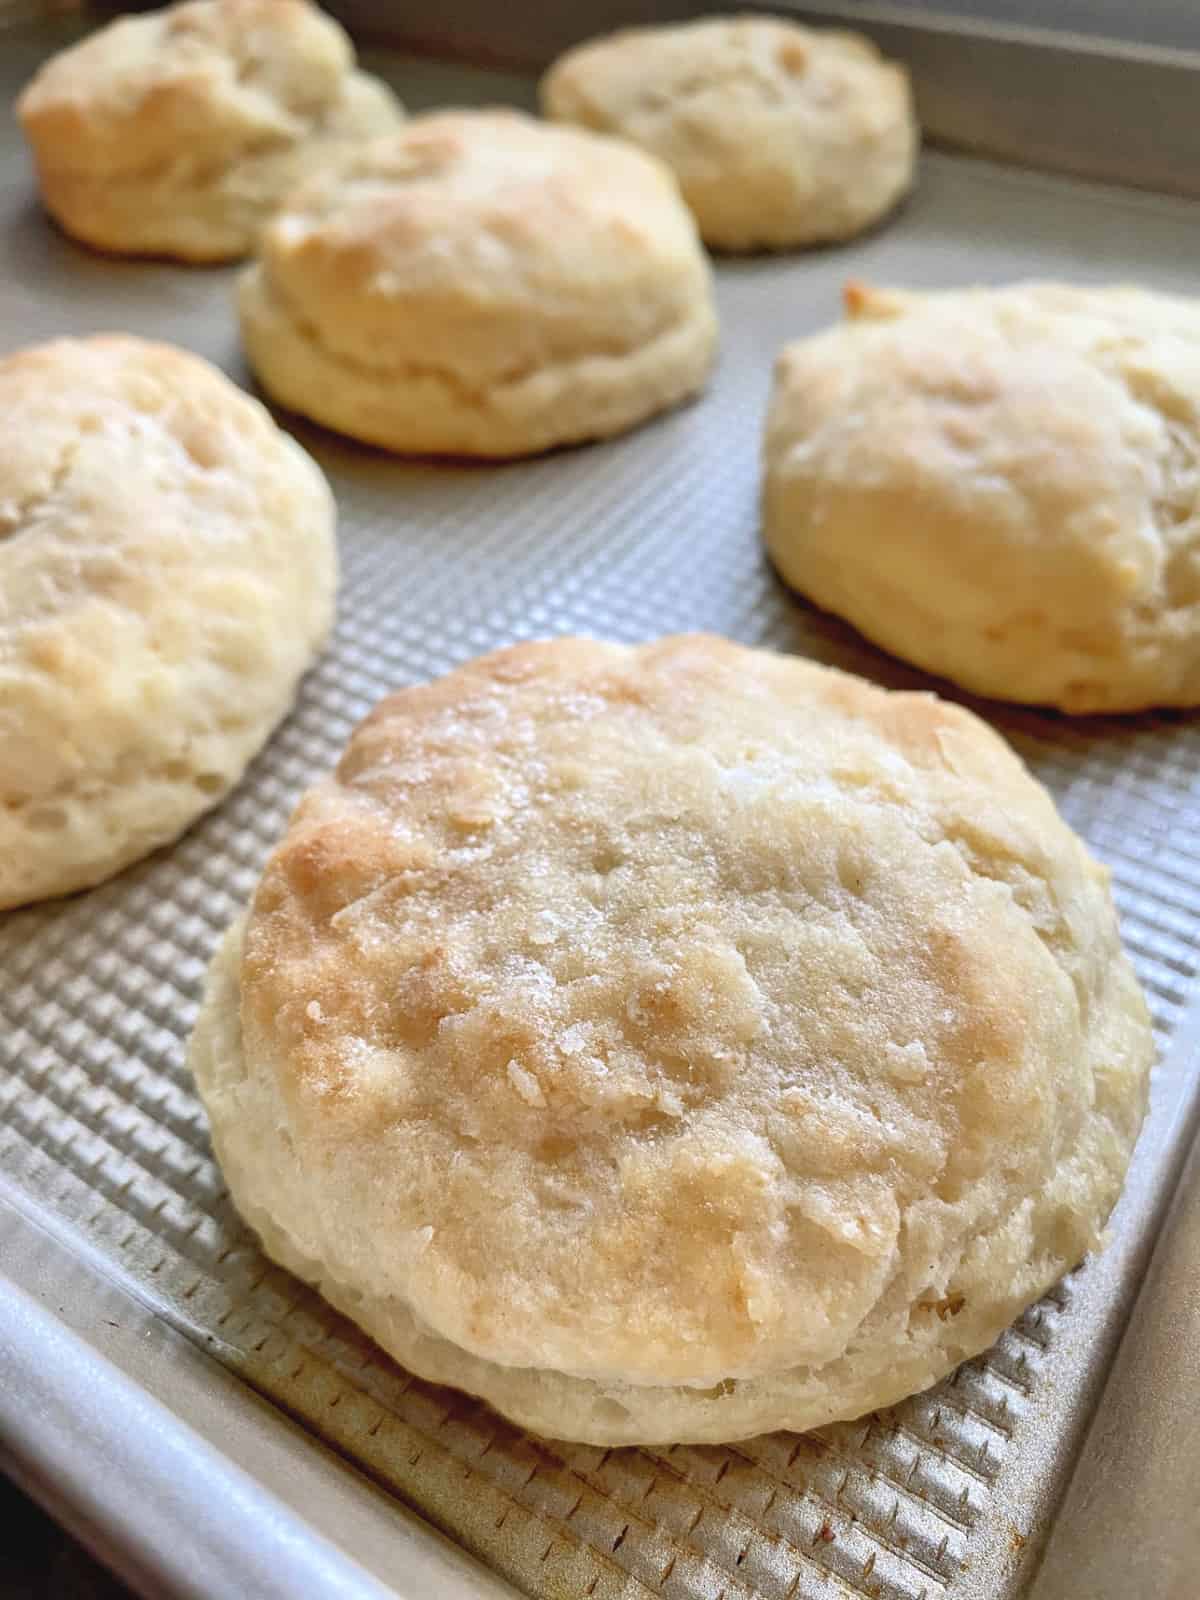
top-left (3, 20), bottom-right (1200, 1600)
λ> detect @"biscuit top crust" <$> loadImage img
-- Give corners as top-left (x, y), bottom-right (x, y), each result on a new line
top-left (239, 634), bottom-right (1147, 1387)
top-left (766, 281), bottom-right (1200, 710)
top-left (250, 109), bottom-right (711, 379)
top-left (543, 13), bottom-right (903, 131)
top-left (0, 334), bottom-right (334, 838)
top-left (17, 0), bottom-right (357, 179)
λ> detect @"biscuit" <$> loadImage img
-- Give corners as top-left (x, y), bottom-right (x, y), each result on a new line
top-left (189, 634), bottom-right (1151, 1445)
top-left (237, 110), bottom-right (718, 457)
top-left (764, 281), bottom-right (1200, 712)
top-left (0, 335), bottom-right (336, 909)
top-left (541, 15), bottom-right (916, 252)
top-left (16, 0), bottom-right (404, 262)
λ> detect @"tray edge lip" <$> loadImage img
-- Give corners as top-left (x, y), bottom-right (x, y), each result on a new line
top-left (0, 1184), bottom-right (521, 1600)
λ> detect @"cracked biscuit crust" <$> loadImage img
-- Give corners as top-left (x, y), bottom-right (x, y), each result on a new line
top-left (0, 335), bottom-right (336, 909)
top-left (237, 110), bottom-right (718, 457)
top-left (541, 15), bottom-right (916, 252)
top-left (189, 635), bottom-right (1151, 1444)
top-left (16, 0), bottom-right (403, 262)
top-left (765, 281), bottom-right (1200, 712)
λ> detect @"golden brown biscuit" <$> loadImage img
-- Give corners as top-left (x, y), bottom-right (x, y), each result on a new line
top-left (764, 281), bottom-right (1200, 712)
top-left (237, 110), bottom-right (718, 457)
top-left (190, 635), bottom-right (1151, 1444)
top-left (541, 15), bottom-right (916, 251)
top-left (0, 335), bottom-right (336, 909)
top-left (17, 0), bottom-right (403, 262)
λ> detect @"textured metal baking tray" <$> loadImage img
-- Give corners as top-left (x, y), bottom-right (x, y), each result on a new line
top-left (3, 16), bottom-right (1200, 1600)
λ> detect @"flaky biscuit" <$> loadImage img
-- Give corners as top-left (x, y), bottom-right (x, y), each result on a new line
top-left (190, 635), bottom-right (1151, 1444)
top-left (764, 281), bottom-right (1200, 712)
top-left (0, 335), bottom-right (336, 909)
top-left (541, 15), bottom-right (916, 252)
top-left (17, 0), bottom-right (403, 262)
top-left (237, 110), bottom-right (718, 457)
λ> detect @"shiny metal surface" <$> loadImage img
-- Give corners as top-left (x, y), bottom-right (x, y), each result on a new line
top-left (2, 18), bottom-right (1200, 1600)
top-left (334, 0), bottom-right (1200, 201)
top-left (1030, 1126), bottom-right (1200, 1600)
